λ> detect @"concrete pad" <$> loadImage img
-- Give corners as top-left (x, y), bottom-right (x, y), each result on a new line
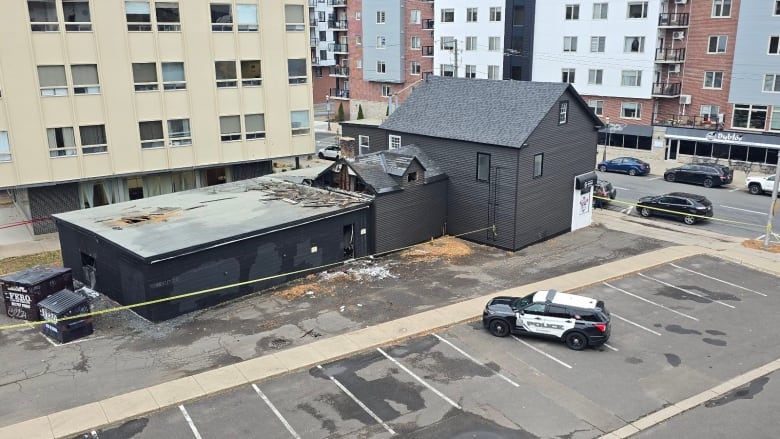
top-left (234, 354), bottom-right (288, 382)
top-left (630, 405), bottom-right (681, 431)
top-left (601, 423), bottom-right (640, 439)
top-left (147, 376), bottom-right (206, 407)
top-left (48, 402), bottom-right (107, 439)
top-left (673, 390), bottom-right (719, 412)
top-left (269, 345), bottom-right (328, 373)
top-left (100, 388), bottom-right (159, 424)
top-left (193, 365), bottom-right (249, 395)
top-left (0, 416), bottom-right (53, 439)
top-left (307, 334), bottom-right (362, 361)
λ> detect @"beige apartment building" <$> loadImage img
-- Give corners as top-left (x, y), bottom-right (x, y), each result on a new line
top-left (0, 0), bottom-right (314, 233)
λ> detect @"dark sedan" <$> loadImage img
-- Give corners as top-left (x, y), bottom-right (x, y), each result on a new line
top-left (663, 164), bottom-right (733, 188)
top-left (597, 157), bottom-right (650, 176)
top-left (637, 192), bottom-right (713, 225)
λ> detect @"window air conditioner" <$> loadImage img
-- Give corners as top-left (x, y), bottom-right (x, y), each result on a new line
top-left (672, 31), bottom-right (685, 40)
top-left (679, 94), bottom-right (691, 105)
top-left (675, 0), bottom-right (687, 4)
top-left (669, 64), bottom-right (681, 73)
top-left (718, 113), bottom-right (725, 123)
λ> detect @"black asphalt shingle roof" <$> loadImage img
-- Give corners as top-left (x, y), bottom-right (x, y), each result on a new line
top-left (380, 76), bottom-right (575, 148)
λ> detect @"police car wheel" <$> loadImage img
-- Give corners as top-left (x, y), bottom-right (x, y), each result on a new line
top-left (488, 319), bottom-right (510, 337)
top-left (565, 332), bottom-right (587, 350)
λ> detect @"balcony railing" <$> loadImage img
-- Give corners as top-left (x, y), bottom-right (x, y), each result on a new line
top-left (422, 46), bottom-right (434, 56)
top-left (329, 43), bottom-right (348, 53)
top-left (311, 56), bottom-right (320, 65)
top-left (423, 19), bottom-right (434, 30)
top-left (310, 37), bottom-right (319, 47)
top-left (658, 13), bottom-right (689, 27)
top-left (653, 113), bottom-right (726, 129)
top-left (328, 20), bottom-right (347, 30)
top-left (329, 88), bottom-right (350, 99)
top-left (328, 0), bottom-right (347, 6)
top-left (309, 17), bottom-right (317, 26)
top-left (331, 66), bottom-right (349, 76)
top-left (655, 48), bottom-right (686, 62)
top-left (652, 82), bottom-right (682, 97)
top-left (308, 0), bottom-right (316, 6)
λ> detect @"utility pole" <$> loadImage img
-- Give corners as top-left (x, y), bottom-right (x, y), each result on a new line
top-left (453, 39), bottom-right (458, 78)
top-left (602, 117), bottom-right (610, 163)
top-left (762, 153), bottom-right (780, 249)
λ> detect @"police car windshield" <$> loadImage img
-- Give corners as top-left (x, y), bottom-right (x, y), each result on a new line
top-left (512, 293), bottom-right (535, 309)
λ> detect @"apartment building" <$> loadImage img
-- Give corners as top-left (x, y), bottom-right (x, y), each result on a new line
top-left (0, 0), bottom-right (315, 233)
top-left (309, 0), bottom-right (348, 104)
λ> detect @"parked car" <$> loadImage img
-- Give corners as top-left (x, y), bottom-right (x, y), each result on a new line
top-left (482, 289), bottom-right (611, 350)
top-left (663, 164), bottom-right (733, 188)
top-left (746, 174), bottom-right (776, 195)
top-left (594, 179), bottom-right (617, 206)
top-left (637, 192), bottom-right (713, 225)
top-left (317, 145), bottom-right (341, 160)
top-left (597, 157), bottom-right (650, 176)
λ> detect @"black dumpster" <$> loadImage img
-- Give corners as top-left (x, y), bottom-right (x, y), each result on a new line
top-left (37, 289), bottom-right (94, 343)
top-left (1, 266), bottom-right (73, 321)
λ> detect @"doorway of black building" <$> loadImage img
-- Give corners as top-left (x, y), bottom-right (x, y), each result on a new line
top-left (343, 224), bottom-right (354, 258)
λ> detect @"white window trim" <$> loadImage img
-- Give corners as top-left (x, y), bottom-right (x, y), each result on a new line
top-left (620, 102), bottom-right (642, 119)
top-left (389, 134), bottom-right (401, 149)
top-left (703, 71), bottom-right (724, 89)
top-left (707, 35), bottom-right (728, 54)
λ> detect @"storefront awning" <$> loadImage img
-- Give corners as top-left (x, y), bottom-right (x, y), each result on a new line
top-left (665, 127), bottom-right (780, 149)
top-left (598, 124), bottom-right (653, 137)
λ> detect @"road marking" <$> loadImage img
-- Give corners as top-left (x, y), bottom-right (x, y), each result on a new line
top-left (670, 263), bottom-right (767, 297)
top-left (638, 273), bottom-right (736, 309)
top-left (719, 205), bottom-right (767, 215)
top-left (252, 384), bottom-right (301, 439)
top-left (178, 405), bottom-right (203, 439)
top-left (603, 282), bottom-right (699, 321)
top-left (729, 187), bottom-right (740, 193)
top-left (649, 177), bottom-right (663, 181)
top-left (377, 347), bottom-right (462, 409)
top-left (316, 365), bottom-right (396, 435)
top-left (603, 343), bottom-right (619, 352)
top-left (612, 313), bottom-right (662, 336)
top-left (510, 336), bottom-right (572, 369)
top-left (620, 206), bottom-right (634, 215)
top-left (613, 186), bottom-right (629, 191)
top-left (433, 334), bottom-right (520, 387)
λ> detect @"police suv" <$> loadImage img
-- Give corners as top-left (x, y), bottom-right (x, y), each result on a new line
top-left (482, 289), bottom-right (611, 350)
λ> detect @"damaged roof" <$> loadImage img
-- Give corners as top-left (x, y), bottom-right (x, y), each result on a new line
top-left (53, 177), bottom-right (372, 261)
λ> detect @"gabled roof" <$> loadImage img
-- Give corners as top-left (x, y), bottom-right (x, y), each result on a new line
top-left (380, 76), bottom-right (601, 148)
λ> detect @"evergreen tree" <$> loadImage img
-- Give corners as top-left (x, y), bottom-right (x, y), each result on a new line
top-left (337, 102), bottom-right (345, 122)
top-left (357, 104), bottom-right (365, 120)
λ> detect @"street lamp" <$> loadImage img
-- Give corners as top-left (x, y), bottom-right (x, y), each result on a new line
top-left (325, 95), bottom-right (332, 132)
top-left (602, 116), bottom-right (611, 163)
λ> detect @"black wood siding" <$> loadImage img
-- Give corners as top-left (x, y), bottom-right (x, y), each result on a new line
top-left (341, 124), bottom-right (388, 155)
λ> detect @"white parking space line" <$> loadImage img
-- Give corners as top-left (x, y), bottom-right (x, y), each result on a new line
top-left (638, 273), bottom-right (736, 309)
top-left (729, 187), bottom-right (740, 193)
top-left (315, 365), bottom-right (397, 435)
top-left (252, 384), bottom-right (302, 439)
top-left (719, 205), bottom-right (767, 215)
top-left (433, 334), bottom-right (520, 388)
top-left (510, 336), bottom-right (572, 369)
top-left (603, 282), bottom-right (699, 321)
top-left (612, 186), bottom-right (629, 191)
top-left (611, 313), bottom-right (662, 336)
top-left (603, 343), bottom-right (619, 352)
top-left (377, 347), bottom-right (462, 410)
top-left (670, 263), bottom-right (768, 297)
top-left (178, 405), bottom-right (204, 439)
top-left (648, 176), bottom-right (663, 181)
top-left (620, 206), bottom-right (634, 214)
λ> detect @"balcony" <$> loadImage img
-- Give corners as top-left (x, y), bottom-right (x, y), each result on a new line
top-left (328, 0), bottom-right (347, 6)
top-left (653, 113), bottom-right (726, 130)
top-left (329, 88), bottom-right (350, 99)
top-left (329, 43), bottom-right (348, 53)
top-left (651, 82), bottom-right (682, 97)
top-left (311, 56), bottom-right (320, 65)
top-left (328, 20), bottom-right (347, 30)
top-left (331, 66), bottom-right (349, 77)
top-left (655, 48), bottom-right (686, 63)
top-left (310, 37), bottom-right (319, 47)
top-left (308, 0), bottom-right (316, 6)
top-left (423, 19), bottom-right (434, 30)
top-left (658, 13), bottom-right (689, 28)
top-left (422, 46), bottom-right (434, 56)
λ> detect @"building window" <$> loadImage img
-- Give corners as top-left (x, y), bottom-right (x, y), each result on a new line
top-left (465, 65), bottom-right (476, 78)
top-left (410, 9), bottom-right (421, 24)
top-left (236, 4), bottom-right (258, 31)
top-left (28, 0), bottom-right (59, 31)
top-left (764, 74), bottom-right (780, 92)
top-left (775, 0), bottom-right (780, 16)
top-left (155, 2), bottom-right (181, 31)
top-left (71, 64), bottom-right (100, 95)
top-left (38, 65), bottom-right (68, 96)
top-left (441, 36), bottom-right (455, 50)
top-left (559, 102), bottom-right (569, 124)
top-left (288, 59), bottom-right (307, 83)
top-left (465, 36), bottom-right (477, 51)
top-left (355, 11), bottom-right (361, 20)
top-left (407, 172), bottom-right (418, 182)
top-left (132, 63), bottom-right (158, 91)
top-left (441, 8), bottom-right (454, 22)
top-left (376, 35), bottom-right (386, 48)
top-left (168, 119), bottom-right (192, 145)
top-left (490, 7), bottom-right (502, 21)
top-left (358, 135), bottom-right (369, 155)
top-left (627, 2), bottom-right (648, 18)
top-left (62, 0), bottom-right (92, 31)
top-left (593, 3), bottom-right (608, 19)
top-left (377, 61), bottom-right (386, 74)
top-left (376, 10), bottom-right (386, 23)
top-left (733, 104), bottom-right (768, 129)
top-left (708, 36), bottom-right (728, 53)
top-left (563, 36), bottom-right (578, 52)
top-left (47, 127), bottom-right (77, 157)
top-left (244, 114), bottom-right (265, 139)
top-left (0, 131), bottom-right (12, 162)
top-left (700, 105), bottom-right (720, 122)
top-left (410, 61), bottom-right (421, 75)
top-left (356, 59), bottom-right (363, 69)
top-left (621, 102), bottom-right (642, 119)
top-left (562, 68), bottom-right (575, 83)
top-left (466, 7), bottom-right (478, 22)
top-left (79, 124), bottom-right (107, 154)
top-left (381, 85), bottom-right (392, 97)
top-left (771, 107), bottom-right (780, 131)
top-left (219, 115), bottom-right (242, 141)
top-left (139, 121), bottom-right (165, 148)
top-left (125, 1), bottom-right (151, 31)
top-left (411, 36), bottom-right (421, 49)
top-left (440, 64), bottom-right (454, 77)
top-left (621, 70), bottom-right (642, 86)
top-left (712, 0), bottom-right (731, 17)
top-left (285, 4), bottom-right (304, 31)
top-left (210, 3), bottom-right (232, 31)
top-left (565, 4), bottom-right (579, 20)
top-left (624, 36), bottom-right (645, 53)
top-left (590, 36), bottom-right (605, 53)
top-left (239, 60), bottom-right (262, 86)
top-left (770, 36), bottom-right (780, 55)
top-left (477, 153), bottom-right (490, 182)
top-left (488, 36), bottom-right (501, 51)
top-left (704, 71), bottom-right (724, 89)
top-left (290, 110), bottom-right (310, 135)
top-left (588, 69), bottom-right (603, 85)
top-left (533, 153), bottom-right (544, 178)
top-left (588, 99), bottom-right (604, 116)
top-left (389, 135), bottom-right (401, 149)
top-left (161, 62), bottom-right (186, 90)
top-left (215, 61), bottom-right (237, 87)
top-left (488, 65), bottom-right (499, 80)
top-left (355, 35), bottom-right (362, 45)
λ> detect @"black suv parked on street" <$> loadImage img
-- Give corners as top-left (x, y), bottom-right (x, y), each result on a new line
top-left (663, 164), bottom-right (733, 188)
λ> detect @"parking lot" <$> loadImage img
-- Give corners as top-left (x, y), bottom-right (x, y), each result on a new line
top-left (80, 255), bottom-right (780, 439)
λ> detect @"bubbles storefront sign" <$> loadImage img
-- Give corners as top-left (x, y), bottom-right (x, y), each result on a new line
top-left (705, 131), bottom-right (743, 142)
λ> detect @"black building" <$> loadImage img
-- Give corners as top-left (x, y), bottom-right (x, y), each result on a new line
top-left (504, 0), bottom-right (535, 81)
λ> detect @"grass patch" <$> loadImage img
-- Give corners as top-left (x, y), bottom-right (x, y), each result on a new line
top-left (0, 250), bottom-right (63, 276)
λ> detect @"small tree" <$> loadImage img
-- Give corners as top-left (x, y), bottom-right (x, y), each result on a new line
top-left (386, 105), bottom-right (390, 116)
top-left (337, 102), bottom-right (345, 122)
top-left (357, 104), bottom-right (365, 120)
